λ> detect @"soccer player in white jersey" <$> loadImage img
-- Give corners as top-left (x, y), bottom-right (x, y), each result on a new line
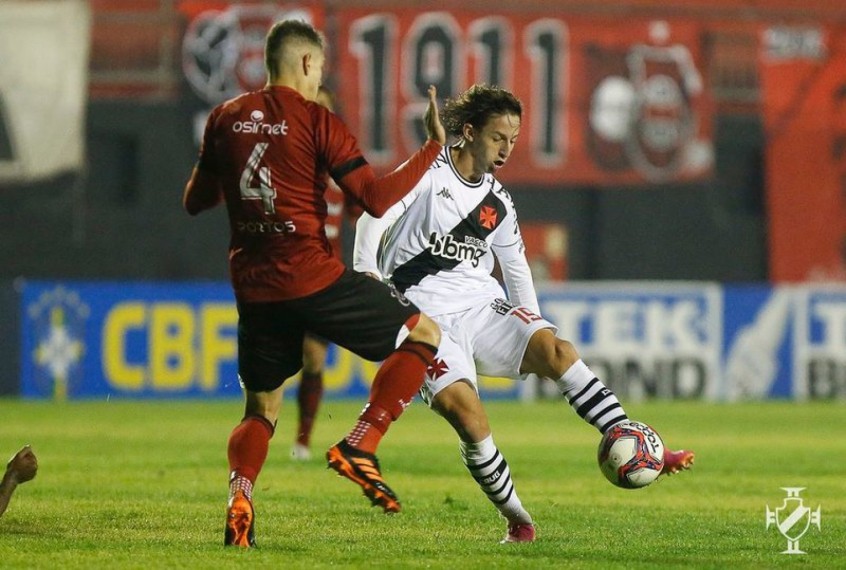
top-left (354, 84), bottom-right (695, 544)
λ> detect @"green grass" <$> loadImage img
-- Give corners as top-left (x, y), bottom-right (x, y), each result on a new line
top-left (0, 399), bottom-right (844, 569)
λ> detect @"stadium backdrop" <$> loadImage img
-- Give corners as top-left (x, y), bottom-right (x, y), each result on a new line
top-left (6, 3), bottom-right (844, 398)
top-left (20, 280), bottom-right (846, 401)
top-left (177, 2), bottom-right (846, 282)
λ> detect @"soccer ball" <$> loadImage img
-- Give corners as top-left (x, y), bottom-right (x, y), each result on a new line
top-left (597, 420), bottom-right (665, 489)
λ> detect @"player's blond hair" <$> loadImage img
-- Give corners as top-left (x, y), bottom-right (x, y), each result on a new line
top-left (264, 20), bottom-right (325, 80)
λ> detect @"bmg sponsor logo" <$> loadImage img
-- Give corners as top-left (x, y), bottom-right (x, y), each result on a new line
top-left (428, 232), bottom-right (487, 267)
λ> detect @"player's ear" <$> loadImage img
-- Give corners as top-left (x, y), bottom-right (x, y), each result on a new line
top-left (462, 123), bottom-right (475, 142)
top-left (301, 52), bottom-right (311, 76)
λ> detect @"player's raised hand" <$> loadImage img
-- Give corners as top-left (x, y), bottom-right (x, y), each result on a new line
top-left (424, 85), bottom-right (446, 145)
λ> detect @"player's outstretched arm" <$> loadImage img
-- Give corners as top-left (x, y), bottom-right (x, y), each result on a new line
top-left (337, 88), bottom-right (443, 217)
top-left (0, 445), bottom-right (38, 518)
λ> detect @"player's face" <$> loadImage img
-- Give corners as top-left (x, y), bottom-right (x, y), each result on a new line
top-left (466, 113), bottom-right (521, 176)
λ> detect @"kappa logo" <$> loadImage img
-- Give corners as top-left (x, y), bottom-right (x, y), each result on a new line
top-left (479, 205), bottom-right (498, 229)
top-left (437, 187), bottom-right (453, 200)
top-left (766, 487), bottom-right (821, 554)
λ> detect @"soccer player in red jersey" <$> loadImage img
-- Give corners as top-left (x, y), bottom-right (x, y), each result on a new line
top-left (291, 86), bottom-right (364, 462)
top-left (183, 19), bottom-right (446, 547)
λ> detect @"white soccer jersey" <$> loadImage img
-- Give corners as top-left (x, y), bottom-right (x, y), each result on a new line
top-left (355, 145), bottom-right (540, 317)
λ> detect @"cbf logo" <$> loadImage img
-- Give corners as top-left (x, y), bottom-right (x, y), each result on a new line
top-left (26, 286), bottom-right (89, 400)
top-left (765, 487), bottom-right (821, 554)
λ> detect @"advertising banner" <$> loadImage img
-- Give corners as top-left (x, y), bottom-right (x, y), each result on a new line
top-left (19, 281), bottom-right (517, 401)
top-left (21, 281), bottom-right (846, 401)
top-left (22, 282), bottom-right (241, 399)
top-left (538, 283), bottom-right (723, 401)
top-left (721, 286), bottom-right (793, 400)
top-left (177, 4), bottom-right (713, 186)
top-left (759, 25), bottom-right (846, 282)
top-left (794, 286), bottom-right (846, 400)
top-left (333, 10), bottom-right (713, 186)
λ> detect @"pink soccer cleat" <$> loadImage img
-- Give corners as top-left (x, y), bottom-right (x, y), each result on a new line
top-left (501, 522), bottom-right (536, 544)
top-left (661, 449), bottom-right (695, 476)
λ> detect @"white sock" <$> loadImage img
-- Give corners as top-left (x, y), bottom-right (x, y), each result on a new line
top-left (556, 360), bottom-right (628, 433)
top-left (460, 435), bottom-right (532, 525)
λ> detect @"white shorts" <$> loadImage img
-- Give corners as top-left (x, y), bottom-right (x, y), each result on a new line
top-left (419, 295), bottom-right (557, 405)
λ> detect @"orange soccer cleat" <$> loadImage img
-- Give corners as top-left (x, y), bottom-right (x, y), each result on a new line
top-left (224, 490), bottom-right (256, 548)
top-left (327, 439), bottom-right (401, 513)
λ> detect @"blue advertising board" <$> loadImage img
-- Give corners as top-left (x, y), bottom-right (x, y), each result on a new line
top-left (19, 280), bottom-right (846, 401)
top-left (20, 281), bottom-right (516, 401)
top-left (22, 282), bottom-right (241, 399)
top-left (794, 286), bottom-right (846, 399)
top-left (537, 282), bottom-right (722, 401)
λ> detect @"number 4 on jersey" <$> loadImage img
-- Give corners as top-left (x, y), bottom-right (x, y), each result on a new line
top-left (240, 143), bottom-right (276, 214)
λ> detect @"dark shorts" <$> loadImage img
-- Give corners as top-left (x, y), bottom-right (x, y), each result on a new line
top-left (237, 270), bottom-right (420, 392)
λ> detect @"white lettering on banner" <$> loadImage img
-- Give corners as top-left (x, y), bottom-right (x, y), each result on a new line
top-left (588, 357), bottom-right (707, 399)
top-left (540, 283), bottom-right (721, 401)
top-left (544, 299), bottom-right (709, 349)
top-left (795, 288), bottom-right (846, 400)
top-left (811, 302), bottom-right (846, 350)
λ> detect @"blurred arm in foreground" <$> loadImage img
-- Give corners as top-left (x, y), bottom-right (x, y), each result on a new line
top-left (0, 445), bottom-right (38, 518)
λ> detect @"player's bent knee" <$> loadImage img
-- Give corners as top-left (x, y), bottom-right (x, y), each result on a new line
top-left (407, 313), bottom-right (441, 347)
top-left (552, 339), bottom-right (580, 375)
top-left (524, 330), bottom-right (579, 378)
top-left (432, 383), bottom-right (490, 441)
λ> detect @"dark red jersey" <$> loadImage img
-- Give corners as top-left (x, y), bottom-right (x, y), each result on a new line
top-left (324, 178), bottom-right (363, 259)
top-left (186, 85), bottom-right (440, 302)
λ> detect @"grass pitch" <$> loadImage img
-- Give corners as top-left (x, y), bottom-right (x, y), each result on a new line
top-left (0, 398), bottom-right (843, 569)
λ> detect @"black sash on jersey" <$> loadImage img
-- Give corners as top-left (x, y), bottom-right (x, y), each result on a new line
top-left (391, 189), bottom-right (508, 293)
